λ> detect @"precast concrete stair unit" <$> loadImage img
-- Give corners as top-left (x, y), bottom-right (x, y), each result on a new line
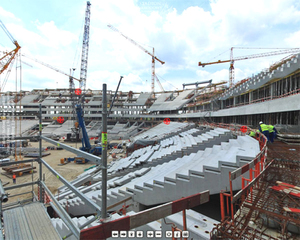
top-left (57, 131), bottom-right (259, 216)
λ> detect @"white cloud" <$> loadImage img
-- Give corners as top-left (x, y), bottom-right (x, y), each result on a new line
top-left (0, 6), bottom-right (19, 22)
top-left (285, 30), bottom-right (300, 47)
top-left (35, 21), bottom-right (77, 48)
top-left (2, 0), bottom-right (300, 93)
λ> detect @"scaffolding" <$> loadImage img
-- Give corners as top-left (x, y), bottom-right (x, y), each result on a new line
top-left (0, 105), bottom-right (103, 239)
top-left (0, 104), bottom-right (213, 239)
top-left (208, 124), bottom-right (300, 239)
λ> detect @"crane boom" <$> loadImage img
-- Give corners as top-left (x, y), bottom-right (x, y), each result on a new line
top-left (0, 49), bottom-right (20, 75)
top-left (22, 54), bottom-right (81, 82)
top-left (199, 47), bottom-right (300, 87)
top-left (108, 24), bottom-right (164, 93)
top-left (108, 24), bottom-right (165, 65)
top-left (199, 48), bottom-right (300, 67)
top-left (0, 20), bottom-right (20, 49)
top-left (0, 20), bottom-right (21, 92)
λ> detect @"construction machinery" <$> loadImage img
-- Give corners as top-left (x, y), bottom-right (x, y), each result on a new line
top-left (75, 104), bottom-right (101, 156)
top-left (108, 24), bottom-right (165, 93)
top-left (0, 20), bottom-right (21, 91)
top-left (68, 1), bottom-right (91, 146)
top-left (61, 103), bottom-right (101, 164)
top-left (199, 47), bottom-right (300, 87)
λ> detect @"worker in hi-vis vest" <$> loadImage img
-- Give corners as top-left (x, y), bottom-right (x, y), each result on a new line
top-left (249, 131), bottom-right (256, 137)
top-left (268, 124), bottom-right (278, 143)
top-left (13, 173), bottom-right (16, 184)
top-left (259, 121), bottom-right (269, 142)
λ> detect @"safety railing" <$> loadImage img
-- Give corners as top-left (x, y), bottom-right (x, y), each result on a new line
top-left (201, 122), bottom-right (268, 221)
top-left (0, 104), bottom-right (106, 240)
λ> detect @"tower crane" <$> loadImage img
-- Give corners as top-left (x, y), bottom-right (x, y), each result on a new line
top-left (0, 20), bottom-right (21, 91)
top-left (107, 24), bottom-right (165, 93)
top-left (78, 1), bottom-right (91, 105)
top-left (199, 47), bottom-right (300, 87)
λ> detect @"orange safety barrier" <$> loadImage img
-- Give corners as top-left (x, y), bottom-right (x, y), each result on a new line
top-left (37, 187), bottom-right (52, 204)
top-left (201, 123), bottom-right (268, 221)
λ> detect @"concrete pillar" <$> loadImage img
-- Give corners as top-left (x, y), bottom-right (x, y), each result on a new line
top-left (270, 84), bottom-right (274, 100)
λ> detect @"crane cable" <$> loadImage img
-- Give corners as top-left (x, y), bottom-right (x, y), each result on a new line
top-left (155, 73), bottom-right (178, 91)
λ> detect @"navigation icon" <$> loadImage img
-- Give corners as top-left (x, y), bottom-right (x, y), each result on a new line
top-left (166, 231), bottom-right (172, 238)
top-left (182, 231), bottom-right (189, 238)
top-left (120, 231), bottom-right (127, 238)
top-left (155, 231), bottom-right (162, 238)
top-left (147, 231), bottom-right (154, 238)
top-left (174, 231), bottom-right (181, 238)
top-left (136, 231), bottom-right (144, 238)
top-left (111, 231), bottom-right (119, 238)
top-left (128, 231), bottom-right (135, 238)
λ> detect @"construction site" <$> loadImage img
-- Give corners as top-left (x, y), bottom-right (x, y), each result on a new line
top-left (1, 1), bottom-right (300, 240)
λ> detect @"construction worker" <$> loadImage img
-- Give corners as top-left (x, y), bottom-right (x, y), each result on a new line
top-left (268, 124), bottom-right (278, 143)
top-left (249, 131), bottom-right (256, 137)
top-left (259, 121), bottom-right (269, 142)
top-left (12, 173), bottom-right (16, 184)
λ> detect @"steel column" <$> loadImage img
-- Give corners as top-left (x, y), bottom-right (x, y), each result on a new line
top-left (39, 104), bottom-right (43, 202)
top-left (101, 83), bottom-right (107, 220)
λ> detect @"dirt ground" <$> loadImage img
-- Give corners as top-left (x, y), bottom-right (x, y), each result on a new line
top-left (0, 139), bottom-right (125, 206)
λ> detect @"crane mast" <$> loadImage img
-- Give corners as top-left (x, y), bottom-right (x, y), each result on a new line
top-left (79, 1), bottom-right (91, 103)
top-left (107, 24), bottom-right (164, 93)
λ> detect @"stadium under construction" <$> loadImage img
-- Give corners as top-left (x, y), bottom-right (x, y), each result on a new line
top-left (1, 1), bottom-right (300, 237)
top-left (0, 50), bottom-right (299, 239)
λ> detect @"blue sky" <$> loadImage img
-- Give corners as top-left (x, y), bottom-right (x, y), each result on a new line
top-left (1, 0), bottom-right (300, 93)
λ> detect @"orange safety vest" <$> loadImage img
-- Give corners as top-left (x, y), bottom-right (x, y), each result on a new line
top-left (12, 174), bottom-right (16, 179)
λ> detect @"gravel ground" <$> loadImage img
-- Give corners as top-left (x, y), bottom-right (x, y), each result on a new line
top-left (0, 139), bottom-right (124, 206)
